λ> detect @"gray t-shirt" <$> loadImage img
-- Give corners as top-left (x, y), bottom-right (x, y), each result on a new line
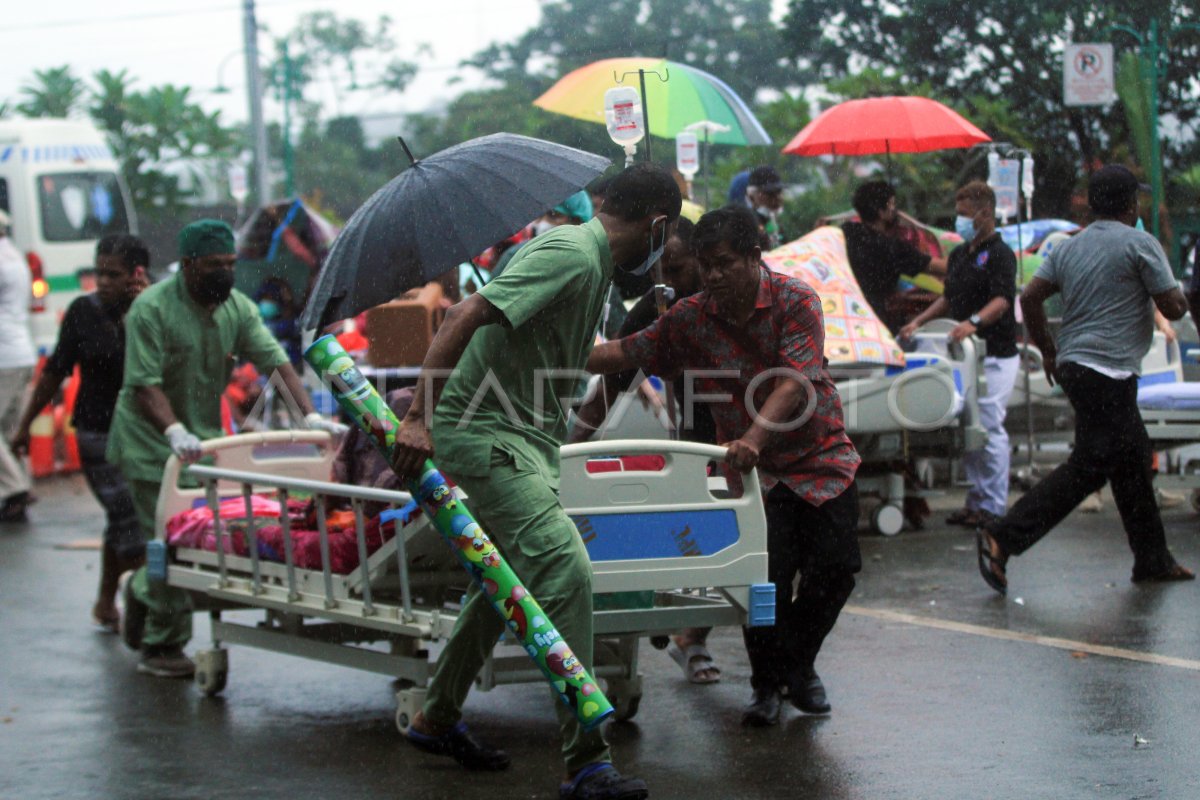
top-left (1035, 221), bottom-right (1176, 375)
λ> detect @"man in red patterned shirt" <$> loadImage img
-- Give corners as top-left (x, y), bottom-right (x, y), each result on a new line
top-left (587, 205), bottom-right (862, 726)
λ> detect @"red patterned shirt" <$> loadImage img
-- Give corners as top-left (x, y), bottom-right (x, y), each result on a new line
top-left (620, 266), bottom-right (860, 505)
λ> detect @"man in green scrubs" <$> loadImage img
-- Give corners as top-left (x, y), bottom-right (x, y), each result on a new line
top-left (391, 165), bottom-right (680, 800)
top-left (110, 219), bottom-right (344, 678)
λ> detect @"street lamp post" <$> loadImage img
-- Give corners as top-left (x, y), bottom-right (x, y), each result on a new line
top-left (242, 0), bottom-right (271, 206)
top-left (1110, 18), bottom-right (1200, 242)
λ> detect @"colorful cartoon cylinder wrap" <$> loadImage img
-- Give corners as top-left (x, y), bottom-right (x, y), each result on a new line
top-left (304, 335), bottom-right (614, 729)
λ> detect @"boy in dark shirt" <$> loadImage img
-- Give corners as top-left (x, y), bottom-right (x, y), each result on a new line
top-left (13, 234), bottom-right (149, 631)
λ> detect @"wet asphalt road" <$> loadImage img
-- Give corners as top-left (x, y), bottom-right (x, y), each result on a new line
top-left (2, 474), bottom-right (1198, 800)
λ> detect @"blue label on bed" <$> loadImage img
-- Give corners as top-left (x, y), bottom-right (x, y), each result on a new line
top-left (571, 510), bottom-right (738, 561)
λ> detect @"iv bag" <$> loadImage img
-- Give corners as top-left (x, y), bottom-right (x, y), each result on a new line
top-left (675, 132), bottom-right (699, 178)
top-left (604, 86), bottom-right (645, 147)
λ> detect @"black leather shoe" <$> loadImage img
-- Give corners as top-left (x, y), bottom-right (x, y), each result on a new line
top-left (790, 672), bottom-right (831, 714)
top-left (740, 686), bottom-right (781, 727)
top-left (406, 721), bottom-right (510, 771)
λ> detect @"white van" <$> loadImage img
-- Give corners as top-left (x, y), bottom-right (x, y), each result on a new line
top-left (0, 118), bottom-right (137, 350)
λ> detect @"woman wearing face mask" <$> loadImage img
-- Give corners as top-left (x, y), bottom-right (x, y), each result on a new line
top-left (900, 181), bottom-right (1019, 529)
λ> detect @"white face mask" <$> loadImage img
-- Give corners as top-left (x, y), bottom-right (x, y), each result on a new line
top-left (623, 216), bottom-right (669, 277)
top-left (532, 219), bottom-right (556, 236)
top-left (755, 206), bottom-right (777, 219)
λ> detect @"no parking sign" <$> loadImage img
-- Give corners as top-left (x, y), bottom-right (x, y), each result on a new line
top-left (1064, 43), bottom-right (1115, 106)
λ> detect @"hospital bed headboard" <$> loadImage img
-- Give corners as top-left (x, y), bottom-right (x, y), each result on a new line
top-left (156, 431), bottom-right (336, 535)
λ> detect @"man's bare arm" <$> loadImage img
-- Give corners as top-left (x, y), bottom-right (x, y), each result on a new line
top-left (277, 362), bottom-right (316, 415)
top-left (586, 340), bottom-right (637, 375)
top-left (135, 384), bottom-right (180, 433)
top-left (724, 377), bottom-right (806, 472)
top-left (1153, 287), bottom-right (1188, 321)
top-left (1020, 277), bottom-right (1059, 386)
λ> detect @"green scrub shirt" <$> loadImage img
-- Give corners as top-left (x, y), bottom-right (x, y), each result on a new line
top-left (107, 273), bottom-right (289, 481)
top-left (432, 217), bottom-right (614, 489)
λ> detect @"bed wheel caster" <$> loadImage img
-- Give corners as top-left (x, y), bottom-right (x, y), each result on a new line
top-left (872, 504), bottom-right (904, 537)
top-left (395, 683), bottom-right (427, 735)
top-left (608, 674), bottom-right (643, 722)
top-left (194, 648), bottom-right (228, 696)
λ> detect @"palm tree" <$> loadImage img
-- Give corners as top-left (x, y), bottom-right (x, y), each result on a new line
top-left (17, 66), bottom-right (84, 118)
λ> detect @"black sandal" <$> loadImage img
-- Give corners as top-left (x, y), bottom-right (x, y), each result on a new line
top-left (975, 528), bottom-right (1008, 596)
top-left (946, 507), bottom-right (981, 527)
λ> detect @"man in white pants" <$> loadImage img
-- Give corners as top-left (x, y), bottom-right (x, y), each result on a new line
top-left (902, 181), bottom-right (1019, 527)
top-left (0, 210), bottom-right (37, 523)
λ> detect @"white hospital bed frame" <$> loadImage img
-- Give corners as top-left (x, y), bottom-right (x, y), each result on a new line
top-left (594, 324), bottom-right (986, 536)
top-left (159, 432), bottom-right (770, 729)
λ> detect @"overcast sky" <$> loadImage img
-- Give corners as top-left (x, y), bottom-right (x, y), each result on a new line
top-left (0, 0), bottom-right (545, 124)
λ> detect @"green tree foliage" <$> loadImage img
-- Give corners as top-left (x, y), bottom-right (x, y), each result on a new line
top-left (88, 70), bottom-right (237, 209)
top-left (292, 116), bottom-right (394, 221)
top-left (781, 0), bottom-right (1200, 218)
top-left (267, 11), bottom-right (419, 116)
top-left (467, 0), bottom-right (794, 103)
top-left (17, 66), bottom-right (85, 118)
top-left (409, 0), bottom-right (804, 209)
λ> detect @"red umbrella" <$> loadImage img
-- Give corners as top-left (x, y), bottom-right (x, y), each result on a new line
top-left (782, 96), bottom-right (990, 158)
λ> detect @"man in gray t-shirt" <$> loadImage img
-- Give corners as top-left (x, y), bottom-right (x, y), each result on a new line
top-left (975, 165), bottom-right (1194, 595)
top-left (1035, 220), bottom-right (1177, 376)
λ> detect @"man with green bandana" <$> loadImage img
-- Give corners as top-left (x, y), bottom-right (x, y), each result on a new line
top-left (390, 164), bottom-right (680, 800)
top-left (110, 219), bottom-right (345, 678)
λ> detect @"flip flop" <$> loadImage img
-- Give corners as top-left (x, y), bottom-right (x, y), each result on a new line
top-left (975, 528), bottom-right (1008, 596)
top-left (668, 643), bottom-right (721, 684)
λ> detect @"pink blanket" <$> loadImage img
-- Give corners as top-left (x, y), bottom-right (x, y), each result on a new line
top-left (165, 495), bottom-right (404, 575)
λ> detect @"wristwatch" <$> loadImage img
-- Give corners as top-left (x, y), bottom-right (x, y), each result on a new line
top-left (969, 313), bottom-right (983, 328)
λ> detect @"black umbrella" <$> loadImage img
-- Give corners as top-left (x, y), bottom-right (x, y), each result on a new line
top-left (301, 133), bottom-right (611, 329)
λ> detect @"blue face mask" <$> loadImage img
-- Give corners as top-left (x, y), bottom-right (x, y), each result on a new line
top-left (258, 299), bottom-right (281, 320)
top-left (623, 216), bottom-right (668, 277)
top-left (955, 215), bottom-right (976, 242)
top-left (1135, 217), bottom-right (1146, 231)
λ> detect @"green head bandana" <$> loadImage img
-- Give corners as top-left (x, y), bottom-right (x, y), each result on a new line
top-left (178, 219), bottom-right (236, 259)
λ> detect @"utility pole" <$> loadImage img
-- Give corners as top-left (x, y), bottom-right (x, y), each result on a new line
top-left (243, 0), bottom-right (271, 205)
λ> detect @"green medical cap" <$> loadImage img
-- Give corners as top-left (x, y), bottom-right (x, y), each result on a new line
top-left (553, 191), bottom-right (594, 222)
top-left (178, 219), bottom-right (236, 259)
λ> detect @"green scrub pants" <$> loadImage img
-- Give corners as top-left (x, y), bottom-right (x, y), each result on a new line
top-left (128, 479), bottom-right (192, 649)
top-left (422, 447), bottom-right (610, 773)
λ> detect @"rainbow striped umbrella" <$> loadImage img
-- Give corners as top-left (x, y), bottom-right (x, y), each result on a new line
top-left (534, 57), bottom-right (771, 147)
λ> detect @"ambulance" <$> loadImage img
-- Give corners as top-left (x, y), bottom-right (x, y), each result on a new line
top-left (0, 118), bottom-right (137, 350)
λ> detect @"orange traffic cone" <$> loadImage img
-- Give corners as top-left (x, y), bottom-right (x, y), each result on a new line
top-left (28, 406), bottom-right (56, 478)
top-left (59, 367), bottom-right (82, 473)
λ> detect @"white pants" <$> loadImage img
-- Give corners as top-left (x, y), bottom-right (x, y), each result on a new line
top-left (0, 366), bottom-right (33, 501)
top-left (964, 354), bottom-right (1019, 516)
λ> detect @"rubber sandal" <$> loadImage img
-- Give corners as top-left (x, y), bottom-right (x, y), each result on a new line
top-left (975, 528), bottom-right (1008, 596)
top-left (668, 642), bottom-right (721, 684)
top-left (560, 763), bottom-right (648, 800)
top-left (1132, 564), bottom-right (1196, 583)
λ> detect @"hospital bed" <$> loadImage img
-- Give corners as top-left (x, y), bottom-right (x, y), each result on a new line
top-left (593, 323), bottom-right (987, 536)
top-left (158, 432), bottom-right (771, 729)
top-left (1004, 332), bottom-right (1183, 468)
